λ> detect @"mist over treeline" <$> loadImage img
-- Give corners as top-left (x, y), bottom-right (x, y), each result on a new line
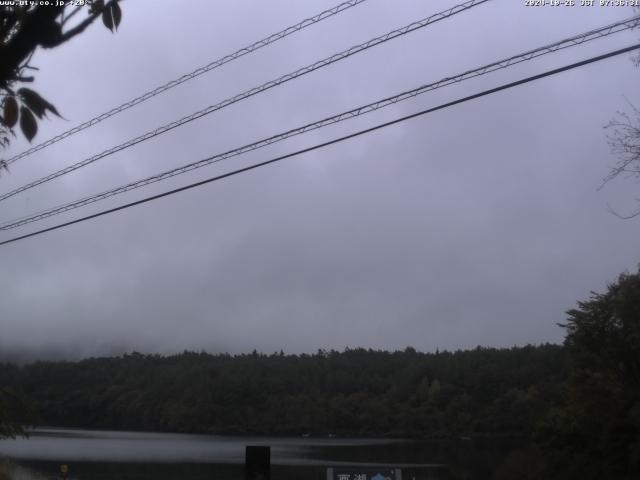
top-left (0, 344), bottom-right (567, 437)
top-left (0, 344), bottom-right (134, 365)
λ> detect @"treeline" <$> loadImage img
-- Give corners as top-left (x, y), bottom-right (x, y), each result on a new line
top-left (0, 344), bottom-right (567, 437)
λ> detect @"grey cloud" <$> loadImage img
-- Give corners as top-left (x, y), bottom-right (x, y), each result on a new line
top-left (1, 0), bottom-right (639, 360)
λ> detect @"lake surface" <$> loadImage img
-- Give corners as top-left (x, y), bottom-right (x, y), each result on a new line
top-left (0, 428), bottom-right (522, 479)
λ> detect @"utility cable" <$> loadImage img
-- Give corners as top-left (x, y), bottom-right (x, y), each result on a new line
top-left (2, 16), bottom-right (638, 230)
top-left (2, 0), bottom-right (371, 166)
top-left (1, 43), bottom-right (637, 247)
top-left (0, 0), bottom-right (491, 203)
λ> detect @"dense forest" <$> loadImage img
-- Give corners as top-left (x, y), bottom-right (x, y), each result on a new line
top-left (0, 344), bottom-right (567, 437)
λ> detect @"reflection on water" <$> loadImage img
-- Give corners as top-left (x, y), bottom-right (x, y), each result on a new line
top-left (0, 428), bottom-right (522, 479)
top-left (0, 428), bottom-right (410, 464)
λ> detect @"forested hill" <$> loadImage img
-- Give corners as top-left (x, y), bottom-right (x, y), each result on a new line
top-left (0, 345), bottom-right (566, 437)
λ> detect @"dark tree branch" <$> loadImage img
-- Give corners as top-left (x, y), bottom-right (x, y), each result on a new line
top-left (56, 3), bottom-right (113, 45)
top-left (0, 2), bottom-right (118, 86)
top-left (607, 203), bottom-right (640, 219)
top-left (602, 103), bottom-right (640, 185)
top-left (0, 6), bottom-right (64, 85)
top-left (0, 1), bottom-right (123, 153)
top-left (60, 5), bottom-right (83, 27)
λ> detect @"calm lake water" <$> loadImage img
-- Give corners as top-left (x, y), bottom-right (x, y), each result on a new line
top-left (0, 428), bottom-right (522, 479)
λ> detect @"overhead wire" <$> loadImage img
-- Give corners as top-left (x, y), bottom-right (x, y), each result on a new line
top-left (2, 0), bottom-right (371, 166)
top-left (1, 43), bottom-right (638, 247)
top-left (1, 15), bottom-right (638, 230)
top-left (0, 0), bottom-right (491, 203)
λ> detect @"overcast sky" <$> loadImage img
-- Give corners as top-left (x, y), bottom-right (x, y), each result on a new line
top-left (1, 0), bottom-right (639, 360)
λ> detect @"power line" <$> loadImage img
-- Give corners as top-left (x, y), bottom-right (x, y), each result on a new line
top-left (0, 0), bottom-right (491, 203)
top-left (2, 0), bottom-right (371, 166)
top-left (1, 43), bottom-right (637, 248)
top-left (2, 16), bottom-right (638, 230)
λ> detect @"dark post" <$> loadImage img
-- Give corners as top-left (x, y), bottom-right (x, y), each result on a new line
top-left (245, 445), bottom-right (270, 480)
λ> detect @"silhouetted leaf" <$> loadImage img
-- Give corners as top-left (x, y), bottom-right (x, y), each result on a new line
top-left (18, 88), bottom-right (60, 119)
top-left (3, 97), bottom-right (18, 128)
top-left (112, 2), bottom-right (122, 30)
top-left (102, 5), bottom-right (114, 32)
top-left (90, 0), bottom-right (104, 15)
top-left (19, 106), bottom-right (37, 142)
